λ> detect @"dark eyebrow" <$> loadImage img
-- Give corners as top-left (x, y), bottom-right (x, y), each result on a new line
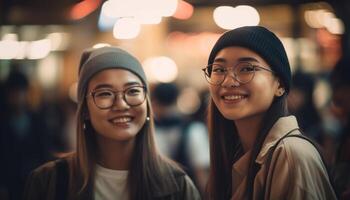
top-left (213, 57), bottom-right (260, 64)
top-left (124, 81), bottom-right (142, 87)
top-left (213, 57), bottom-right (227, 63)
top-left (93, 81), bottom-right (142, 91)
top-left (237, 57), bottom-right (259, 63)
top-left (93, 84), bottom-right (113, 90)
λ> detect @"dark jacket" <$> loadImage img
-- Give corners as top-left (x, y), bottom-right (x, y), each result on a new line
top-left (23, 157), bottom-right (201, 200)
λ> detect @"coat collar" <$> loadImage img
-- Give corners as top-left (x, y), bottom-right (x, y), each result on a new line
top-left (255, 115), bottom-right (300, 164)
top-left (232, 116), bottom-right (299, 176)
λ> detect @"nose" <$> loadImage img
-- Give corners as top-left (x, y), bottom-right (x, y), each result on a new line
top-left (221, 69), bottom-right (240, 87)
top-left (111, 93), bottom-right (130, 111)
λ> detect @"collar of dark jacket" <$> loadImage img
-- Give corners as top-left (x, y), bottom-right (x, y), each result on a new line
top-left (151, 162), bottom-right (186, 197)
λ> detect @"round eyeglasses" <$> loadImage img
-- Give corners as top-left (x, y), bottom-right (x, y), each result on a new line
top-left (87, 86), bottom-right (147, 109)
top-left (202, 62), bottom-right (274, 86)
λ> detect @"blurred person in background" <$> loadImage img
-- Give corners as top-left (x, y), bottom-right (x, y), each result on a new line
top-left (60, 97), bottom-right (78, 152)
top-left (0, 69), bottom-right (52, 200)
top-left (152, 83), bottom-right (209, 195)
top-left (288, 71), bottom-right (323, 141)
top-left (203, 26), bottom-right (336, 200)
top-left (288, 71), bottom-right (338, 165)
top-left (24, 46), bottom-right (200, 200)
top-left (330, 56), bottom-right (350, 199)
top-left (38, 91), bottom-right (68, 154)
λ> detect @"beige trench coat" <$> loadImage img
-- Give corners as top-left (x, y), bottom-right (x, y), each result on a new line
top-left (231, 116), bottom-right (337, 200)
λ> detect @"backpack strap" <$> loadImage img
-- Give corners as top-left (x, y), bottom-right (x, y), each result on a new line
top-left (262, 128), bottom-right (333, 200)
top-left (55, 159), bottom-right (69, 200)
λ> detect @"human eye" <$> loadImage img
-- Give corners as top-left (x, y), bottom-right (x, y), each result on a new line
top-left (238, 63), bottom-right (255, 73)
top-left (94, 90), bottom-right (113, 98)
top-left (126, 86), bottom-right (143, 96)
top-left (212, 65), bottom-right (226, 74)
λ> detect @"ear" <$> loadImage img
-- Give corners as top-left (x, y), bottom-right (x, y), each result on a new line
top-left (274, 79), bottom-right (285, 97)
top-left (275, 88), bottom-right (285, 97)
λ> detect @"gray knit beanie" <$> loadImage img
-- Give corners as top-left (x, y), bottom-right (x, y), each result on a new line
top-left (208, 26), bottom-right (291, 93)
top-left (77, 46), bottom-right (147, 102)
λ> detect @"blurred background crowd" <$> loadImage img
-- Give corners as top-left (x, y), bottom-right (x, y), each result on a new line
top-left (0, 0), bottom-right (350, 199)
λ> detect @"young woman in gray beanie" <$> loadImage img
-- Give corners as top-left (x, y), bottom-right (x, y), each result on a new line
top-left (202, 26), bottom-right (336, 200)
top-left (24, 46), bottom-right (201, 200)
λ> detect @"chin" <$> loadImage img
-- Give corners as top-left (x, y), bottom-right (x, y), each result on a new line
top-left (222, 108), bottom-right (258, 121)
top-left (98, 128), bottom-right (138, 142)
top-left (222, 113), bottom-right (244, 121)
top-left (217, 107), bottom-right (244, 121)
top-left (108, 133), bottom-right (137, 142)
top-left (115, 129), bottom-right (139, 139)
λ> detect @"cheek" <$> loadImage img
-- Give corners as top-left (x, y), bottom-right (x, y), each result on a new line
top-left (209, 86), bottom-right (221, 103)
top-left (86, 100), bottom-right (100, 119)
top-left (250, 80), bottom-right (277, 107)
top-left (86, 101), bottom-right (104, 130)
top-left (86, 99), bottom-right (110, 133)
top-left (133, 102), bottom-right (147, 125)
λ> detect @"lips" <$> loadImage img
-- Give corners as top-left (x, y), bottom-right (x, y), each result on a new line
top-left (108, 116), bottom-right (134, 125)
top-left (223, 95), bottom-right (246, 100)
top-left (220, 91), bottom-right (248, 103)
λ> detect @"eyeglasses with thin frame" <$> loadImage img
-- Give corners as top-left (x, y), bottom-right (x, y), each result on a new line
top-left (87, 85), bottom-right (147, 109)
top-left (202, 62), bottom-right (274, 86)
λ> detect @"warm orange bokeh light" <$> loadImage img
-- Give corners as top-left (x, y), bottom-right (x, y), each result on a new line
top-left (173, 0), bottom-right (194, 20)
top-left (70, 0), bottom-right (102, 20)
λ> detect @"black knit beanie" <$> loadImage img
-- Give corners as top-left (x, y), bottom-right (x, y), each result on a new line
top-left (208, 26), bottom-right (291, 93)
top-left (77, 46), bottom-right (147, 102)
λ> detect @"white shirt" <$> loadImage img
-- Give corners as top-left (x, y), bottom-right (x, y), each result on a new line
top-left (94, 164), bottom-right (129, 200)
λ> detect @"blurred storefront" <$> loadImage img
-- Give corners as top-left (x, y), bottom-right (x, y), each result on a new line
top-left (0, 0), bottom-right (348, 103)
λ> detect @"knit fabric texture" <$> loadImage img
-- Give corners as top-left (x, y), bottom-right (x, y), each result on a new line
top-left (208, 26), bottom-right (291, 92)
top-left (77, 46), bottom-right (147, 102)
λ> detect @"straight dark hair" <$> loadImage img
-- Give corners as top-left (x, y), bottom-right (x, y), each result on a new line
top-left (205, 94), bottom-right (288, 200)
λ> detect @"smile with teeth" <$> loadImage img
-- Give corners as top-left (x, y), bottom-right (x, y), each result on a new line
top-left (111, 117), bottom-right (132, 123)
top-left (223, 95), bottom-right (246, 100)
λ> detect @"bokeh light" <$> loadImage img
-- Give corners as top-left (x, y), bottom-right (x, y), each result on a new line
top-left (113, 18), bottom-right (141, 39)
top-left (143, 56), bottom-right (178, 83)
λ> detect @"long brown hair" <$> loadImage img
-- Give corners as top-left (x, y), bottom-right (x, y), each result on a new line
top-left (205, 94), bottom-right (288, 200)
top-left (68, 94), bottom-right (180, 199)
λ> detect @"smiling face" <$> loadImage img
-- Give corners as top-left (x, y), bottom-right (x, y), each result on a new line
top-left (209, 46), bottom-right (282, 123)
top-left (86, 68), bottom-right (147, 142)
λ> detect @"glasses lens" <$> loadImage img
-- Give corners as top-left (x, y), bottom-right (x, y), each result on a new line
top-left (93, 90), bottom-right (115, 109)
top-left (125, 86), bottom-right (146, 106)
top-left (235, 62), bottom-right (255, 84)
top-left (206, 64), bottom-right (226, 85)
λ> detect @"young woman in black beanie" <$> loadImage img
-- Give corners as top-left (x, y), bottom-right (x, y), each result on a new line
top-left (24, 46), bottom-right (200, 200)
top-left (202, 26), bottom-right (336, 200)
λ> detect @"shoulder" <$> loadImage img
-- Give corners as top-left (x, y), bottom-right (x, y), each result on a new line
top-left (23, 160), bottom-right (60, 200)
top-left (169, 163), bottom-right (201, 199)
top-left (26, 156), bottom-right (72, 188)
top-left (273, 136), bottom-right (330, 188)
top-left (275, 134), bottom-right (323, 168)
top-left (29, 160), bottom-right (58, 181)
top-left (156, 155), bottom-right (186, 177)
top-left (156, 160), bottom-right (201, 199)
top-left (267, 134), bottom-right (337, 199)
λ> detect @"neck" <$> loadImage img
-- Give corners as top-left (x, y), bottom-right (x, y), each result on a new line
top-left (234, 114), bottom-right (264, 152)
top-left (96, 136), bottom-right (135, 170)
